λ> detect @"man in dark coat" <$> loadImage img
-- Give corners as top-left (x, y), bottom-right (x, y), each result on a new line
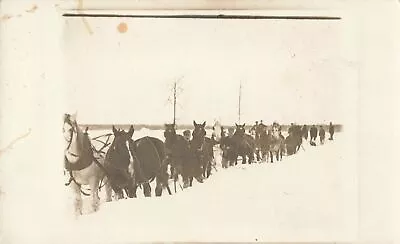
top-left (220, 127), bottom-right (237, 168)
top-left (319, 126), bottom-right (326, 145)
top-left (329, 122), bottom-right (334, 140)
top-left (256, 120), bottom-right (267, 141)
top-left (249, 121), bottom-right (258, 135)
top-left (302, 124), bottom-right (308, 140)
top-left (309, 125), bottom-right (318, 146)
top-left (288, 123), bottom-right (294, 135)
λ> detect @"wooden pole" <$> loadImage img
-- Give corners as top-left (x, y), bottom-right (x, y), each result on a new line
top-left (173, 81), bottom-right (177, 125)
top-left (238, 81), bottom-right (242, 124)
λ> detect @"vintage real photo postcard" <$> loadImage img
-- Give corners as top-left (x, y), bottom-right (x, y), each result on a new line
top-left (1, 0), bottom-right (399, 243)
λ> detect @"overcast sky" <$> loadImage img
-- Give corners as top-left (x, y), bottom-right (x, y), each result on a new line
top-left (64, 15), bottom-right (358, 126)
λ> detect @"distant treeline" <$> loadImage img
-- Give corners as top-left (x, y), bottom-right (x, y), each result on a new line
top-left (80, 123), bottom-right (343, 132)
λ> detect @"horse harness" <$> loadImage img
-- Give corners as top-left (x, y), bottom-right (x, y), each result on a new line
top-left (64, 122), bottom-right (110, 195)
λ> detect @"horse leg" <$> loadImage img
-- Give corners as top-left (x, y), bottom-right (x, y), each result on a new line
top-left (221, 157), bottom-right (228, 168)
top-left (242, 154), bottom-right (247, 164)
top-left (255, 149), bottom-right (260, 162)
top-left (183, 176), bottom-right (190, 188)
top-left (89, 177), bottom-right (100, 212)
top-left (155, 184), bottom-right (162, 197)
top-left (126, 181), bottom-right (136, 198)
top-left (115, 188), bottom-right (124, 200)
top-left (206, 161), bottom-right (212, 178)
top-left (174, 178), bottom-right (177, 192)
top-left (166, 184), bottom-right (172, 195)
top-left (143, 182), bottom-right (151, 197)
top-left (104, 177), bottom-right (113, 202)
top-left (129, 183), bottom-right (138, 198)
top-left (261, 150), bottom-right (266, 163)
top-left (169, 166), bottom-right (174, 179)
top-left (270, 151), bottom-right (274, 163)
top-left (71, 182), bottom-right (83, 216)
top-left (155, 177), bottom-right (163, 197)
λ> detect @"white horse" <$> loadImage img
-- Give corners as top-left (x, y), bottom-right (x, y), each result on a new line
top-left (268, 125), bottom-right (284, 163)
top-left (63, 113), bottom-right (111, 216)
top-left (212, 119), bottom-right (223, 142)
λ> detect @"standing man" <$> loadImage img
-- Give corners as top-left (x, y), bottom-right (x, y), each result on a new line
top-left (310, 125), bottom-right (318, 146)
top-left (329, 122), bottom-right (335, 140)
top-left (256, 120), bottom-right (267, 141)
top-left (319, 126), bottom-right (326, 145)
top-left (288, 123), bottom-right (294, 135)
top-left (249, 121), bottom-right (258, 135)
top-left (183, 130), bottom-right (191, 142)
top-left (302, 124), bottom-right (308, 140)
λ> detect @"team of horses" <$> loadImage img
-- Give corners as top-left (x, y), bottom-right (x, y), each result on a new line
top-left (63, 113), bottom-right (304, 216)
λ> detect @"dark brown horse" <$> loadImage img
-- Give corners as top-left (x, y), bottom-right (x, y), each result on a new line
top-left (163, 124), bottom-right (203, 189)
top-left (232, 123), bottom-right (256, 164)
top-left (128, 136), bottom-right (172, 197)
top-left (191, 121), bottom-right (215, 179)
top-left (104, 126), bottom-right (136, 200)
top-left (286, 125), bottom-right (303, 155)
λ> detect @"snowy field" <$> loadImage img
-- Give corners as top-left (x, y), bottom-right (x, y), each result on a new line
top-left (0, 129), bottom-right (358, 243)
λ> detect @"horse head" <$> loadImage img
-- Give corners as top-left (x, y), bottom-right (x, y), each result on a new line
top-left (107, 125), bottom-right (134, 169)
top-left (164, 123), bottom-right (177, 141)
top-left (192, 121), bottom-right (206, 139)
top-left (192, 121), bottom-right (207, 150)
top-left (63, 113), bottom-right (77, 142)
top-left (63, 113), bottom-right (84, 162)
top-left (234, 123), bottom-right (246, 137)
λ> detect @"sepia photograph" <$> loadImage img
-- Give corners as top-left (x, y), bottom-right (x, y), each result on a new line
top-left (61, 5), bottom-right (359, 243)
top-left (1, 0), bottom-right (399, 244)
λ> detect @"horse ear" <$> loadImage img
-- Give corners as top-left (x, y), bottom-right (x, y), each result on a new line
top-left (193, 120), bottom-right (197, 126)
top-left (202, 121), bottom-right (206, 127)
top-left (128, 125), bottom-right (134, 138)
top-left (243, 123), bottom-right (246, 127)
top-left (112, 125), bottom-right (118, 134)
top-left (70, 111), bottom-right (77, 121)
top-left (235, 123), bottom-right (238, 127)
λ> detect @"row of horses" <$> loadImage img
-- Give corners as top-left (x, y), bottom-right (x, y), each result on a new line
top-left (63, 113), bottom-right (304, 216)
top-left (217, 123), bottom-right (304, 168)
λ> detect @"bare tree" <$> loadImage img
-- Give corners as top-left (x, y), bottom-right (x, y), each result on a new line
top-left (166, 76), bottom-right (184, 125)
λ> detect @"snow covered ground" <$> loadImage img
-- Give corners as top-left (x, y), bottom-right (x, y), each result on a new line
top-left (0, 129), bottom-right (358, 243)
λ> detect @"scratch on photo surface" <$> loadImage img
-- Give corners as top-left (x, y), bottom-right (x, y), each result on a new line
top-left (77, 0), bottom-right (93, 35)
top-left (0, 128), bottom-right (32, 157)
top-left (0, 14), bottom-right (13, 21)
top-left (25, 4), bottom-right (38, 13)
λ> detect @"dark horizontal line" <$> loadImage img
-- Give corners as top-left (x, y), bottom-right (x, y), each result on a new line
top-left (62, 13), bottom-right (341, 20)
